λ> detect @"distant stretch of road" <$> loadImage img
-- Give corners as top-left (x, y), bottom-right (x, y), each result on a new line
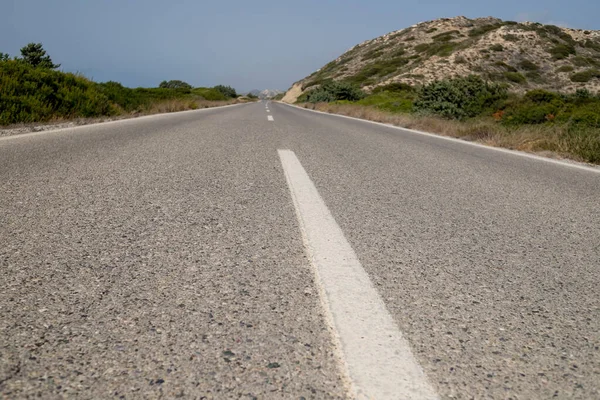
top-left (1, 101), bottom-right (598, 399)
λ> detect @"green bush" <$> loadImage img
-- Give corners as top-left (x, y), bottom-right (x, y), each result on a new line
top-left (525, 71), bottom-right (544, 83)
top-left (469, 24), bottom-right (502, 37)
top-left (490, 44), bottom-right (504, 52)
top-left (214, 85), bottom-right (237, 98)
top-left (306, 81), bottom-right (365, 103)
top-left (502, 90), bottom-right (564, 125)
top-left (525, 89), bottom-right (563, 104)
top-left (556, 65), bottom-right (575, 73)
top-left (503, 34), bottom-right (519, 42)
top-left (414, 41), bottom-right (460, 57)
top-left (549, 44), bottom-right (576, 60)
top-left (345, 57), bottom-right (408, 86)
top-left (570, 69), bottom-right (600, 83)
top-left (414, 75), bottom-right (508, 120)
top-left (159, 80), bottom-right (192, 91)
top-left (191, 87), bottom-right (227, 101)
top-left (432, 30), bottom-right (460, 42)
top-left (0, 60), bottom-right (113, 124)
top-left (504, 72), bottom-right (527, 83)
top-left (0, 46), bottom-right (237, 125)
top-left (518, 60), bottom-right (539, 71)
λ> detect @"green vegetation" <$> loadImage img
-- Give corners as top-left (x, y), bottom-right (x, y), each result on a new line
top-left (301, 81), bottom-right (365, 103)
top-left (490, 44), bottom-right (504, 52)
top-left (432, 30), bottom-right (461, 42)
top-left (518, 60), bottom-right (539, 71)
top-left (548, 43), bottom-right (576, 60)
top-left (414, 41), bottom-right (461, 58)
top-left (297, 75), bottom-right (600, 163)
top-left (468, 23), bottom-right (503, 37)
top-left (570, 69), bottom-right (600, 83)
top-left (159, 80), bottom-right (192, 90)
top-left (344, 57), bottom-right (409, 86)
top-left (495, 61), bottom-right (517, 72)
top-left (503, 71), bottom-right (527, 83)
top-left (213, 85), bottom-right (238, 98)
top-left (415, 76), bottom-right (507, 119)
top-left (556, 65), bottom-right (575, 73)
top-left (572, 56), bottom-right (599, 67)
top-left (0, 43), bottom-right (241, 126)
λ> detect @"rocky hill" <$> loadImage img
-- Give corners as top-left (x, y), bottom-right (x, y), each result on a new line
top-left (283, 16), bottom-right (600, 103)
top-left (249, 89), bottom-right (284, 99)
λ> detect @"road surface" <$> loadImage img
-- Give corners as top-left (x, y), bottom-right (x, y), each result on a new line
top-left (1, 101), bottom-right (599, 399)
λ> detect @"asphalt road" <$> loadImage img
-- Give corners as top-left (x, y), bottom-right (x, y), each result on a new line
top-left (1, 101), bottom-right (599, 399)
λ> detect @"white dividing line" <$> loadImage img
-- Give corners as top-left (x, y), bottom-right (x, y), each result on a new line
top-left (278, 102), bottom-right (600, 174)
top-left (267, 115), bottom-right (274, 121)
top-left (278, 149), bottom-right (439, 400)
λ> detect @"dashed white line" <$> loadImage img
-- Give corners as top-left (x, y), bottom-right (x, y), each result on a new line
top-left (267, 115), bottom-right (274, 121)
top-left (278, 149), bottom-right (439, 400)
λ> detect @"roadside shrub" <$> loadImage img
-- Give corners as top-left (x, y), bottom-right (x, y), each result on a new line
top-left (159, 80), bottom-right (192, 91)
top-left (306, 81), bottom-right (365, 103)
top-left (414, 75), bottom-right (508, 120)
top-left (0, 60), bottom-right (113, 124)
top-left (214, 85), bottom-right (237, 98)
top-left (560, 125), bottom-right (600, 163)
top-left (502, 89), bottom-right (565, 125)
top-left (490, 44), bottom-right (504, 52)
top-left (525, 89), bottom-right (563, 104)
top-left (191, 87), bottom-right (228, 101)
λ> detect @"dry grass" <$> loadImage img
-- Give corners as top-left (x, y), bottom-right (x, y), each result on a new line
top-left (300, 102), bottom-right (592, 162)
top-left (144, 98), bottom-right (240, 114)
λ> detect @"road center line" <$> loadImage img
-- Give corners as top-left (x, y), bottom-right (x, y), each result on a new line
top-left (278, 149), bottom-right (439, 400)
top-left (267, 115), bottom-right (274, 121)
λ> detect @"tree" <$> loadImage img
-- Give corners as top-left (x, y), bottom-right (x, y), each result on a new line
top-left (214, 85), bottom-right (237, 98)
top-left (0, 52), bottom-right (10, 62)
top-left (158, 80), bottom-right (192, 90)
top-left (20, 43), bottom-right (60, 69)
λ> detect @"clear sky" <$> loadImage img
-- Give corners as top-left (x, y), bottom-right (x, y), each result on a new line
top-left (1, 0), bottom-right (599, 92)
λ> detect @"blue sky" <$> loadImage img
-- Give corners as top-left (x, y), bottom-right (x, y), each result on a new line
top-left (1, 0), bottom-right (598, 92)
